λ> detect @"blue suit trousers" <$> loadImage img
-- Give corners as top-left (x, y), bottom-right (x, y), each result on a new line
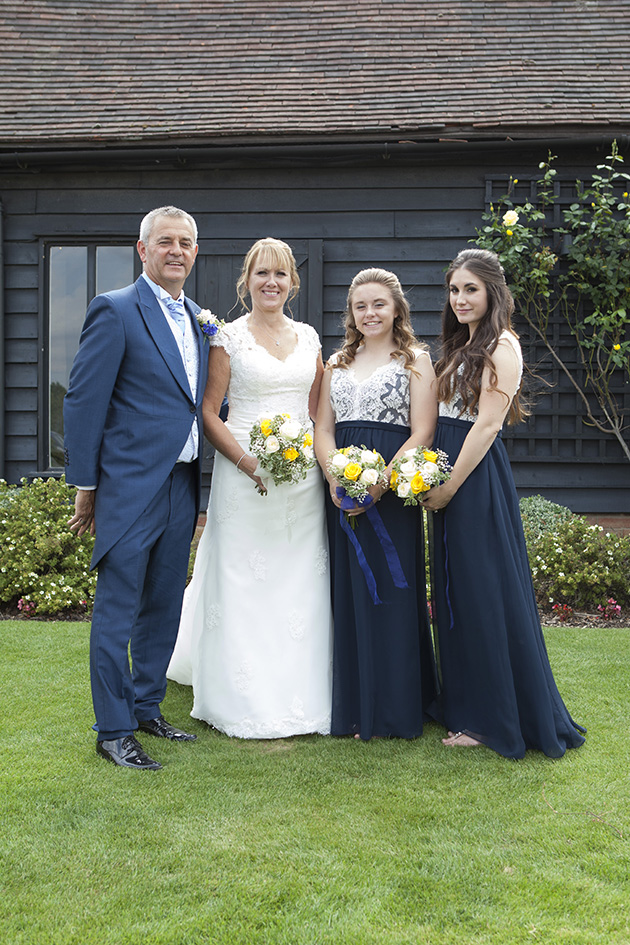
top-left (90, 463), bottom-right (196, 740)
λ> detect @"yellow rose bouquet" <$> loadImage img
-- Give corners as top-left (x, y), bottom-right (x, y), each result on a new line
top-left (327, 445), bottom-right (387, 508)
top-left (390, 446), bottom-right (452, 507)
top-left (249, 413), bottom-right (316, 488)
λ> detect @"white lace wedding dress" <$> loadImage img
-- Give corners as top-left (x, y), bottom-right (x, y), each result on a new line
top-left (167, 316), bottom-right (333, 738)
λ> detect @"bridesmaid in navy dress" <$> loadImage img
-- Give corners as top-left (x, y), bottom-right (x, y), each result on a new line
top-left (423, 248), bottom-right (585, 758)
top-left (315, 268), bottom-right (438, 740)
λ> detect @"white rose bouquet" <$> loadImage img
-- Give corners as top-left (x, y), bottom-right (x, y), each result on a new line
top-left (327, 445), bottom-right (387, 507)
top-left (390, 446), bottom-right (452, 507)
top-left (249, 413), bottom-right (315, 488)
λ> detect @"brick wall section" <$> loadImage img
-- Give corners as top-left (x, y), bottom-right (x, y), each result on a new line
top-left (585, 515), bottom-right (630, 537)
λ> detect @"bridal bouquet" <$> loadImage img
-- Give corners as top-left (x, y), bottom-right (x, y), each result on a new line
top-left (249, 414), bottom-right (316, 487)
top-left (196, 308), bottom-right (225, 339)
top-left (390, 446), bottom-right (451, 506)
top-left (327, 445), bottom-right (387, 505)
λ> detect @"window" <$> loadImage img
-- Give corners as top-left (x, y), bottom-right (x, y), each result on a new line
top-left (48, 244), bottom-right (136, 467)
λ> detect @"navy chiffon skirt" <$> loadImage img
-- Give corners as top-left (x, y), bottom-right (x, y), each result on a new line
top-left (429, 416), bottom-right (586, 758)
top-left (327, 420), bottom-right (437, 740)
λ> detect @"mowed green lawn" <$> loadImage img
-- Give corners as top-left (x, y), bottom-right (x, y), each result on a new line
top-left (1, 620), bottom-right (628, 945)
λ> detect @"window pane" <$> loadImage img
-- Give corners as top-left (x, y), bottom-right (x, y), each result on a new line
top-left (96, 245), bottom-right (134, 295)
top-left (49, 246), bottom-right (87, 467)
top-left (49, 244), bottom-right (135, 467)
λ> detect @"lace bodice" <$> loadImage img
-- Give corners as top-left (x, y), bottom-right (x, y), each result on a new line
top-left (439, 331), bottom-right (523, 422)
top-left (211, 315), bottom-right (320, 438)
top-left (329, 352), bottom-right (424, 426)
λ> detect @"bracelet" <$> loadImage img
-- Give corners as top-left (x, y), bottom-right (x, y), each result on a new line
top-left (235, 452), bottom-right (247, 471)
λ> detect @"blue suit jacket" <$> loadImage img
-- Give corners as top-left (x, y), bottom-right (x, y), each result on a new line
top-left (64, 276), bottom-right (209, 568)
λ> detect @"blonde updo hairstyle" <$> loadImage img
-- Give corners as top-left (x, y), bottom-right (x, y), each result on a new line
top-left (333, 267), bottom-right (425, 372)
top-left (236, 237), bottom-right (300, 314)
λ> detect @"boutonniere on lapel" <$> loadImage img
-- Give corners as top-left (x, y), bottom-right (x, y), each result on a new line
top-left (196, 309), bottom-right (225, 340)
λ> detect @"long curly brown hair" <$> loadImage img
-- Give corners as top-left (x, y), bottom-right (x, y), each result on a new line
top-left (332, 268), bottom-right (425, 372)
top-left (434, 248), bottom-right (528, 425)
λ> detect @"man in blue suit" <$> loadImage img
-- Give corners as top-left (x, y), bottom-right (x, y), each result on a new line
top-left (64, 206), bottom-right (208, 770)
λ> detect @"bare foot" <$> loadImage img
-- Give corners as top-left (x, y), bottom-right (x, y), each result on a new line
top-left (442, 730), bottom-right (482, 747)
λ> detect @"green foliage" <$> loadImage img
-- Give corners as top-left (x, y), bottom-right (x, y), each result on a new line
top-left (474, 142), bottom-right (630, 461)
top-left (526, 513), bottom-right (630, 612)
top-left (520, 493), bottom-right (574, 543)
top-left (0, 476), bottom-right (95, 616)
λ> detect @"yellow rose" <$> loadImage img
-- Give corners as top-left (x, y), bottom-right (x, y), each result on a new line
top-left (343, 463), bottom-right (362, 481)
top-left (506, 229), bottom-right (513, 237)
top-left (283, 447), bottom-right (299, 462)
top-left (303, 433), bottom-right (313, 447)
top-left (423, 450), bottom-right (438, 464)
top-left (260, 419), bottom-right (273, 437)
top-left (613, 344), bottom-right (621, 351)
top-left (502, 210), bottom-right (519, 227)
top-left (390, 470), bottom-right (399, 488)
top-left (410, 473), bottom-right (428, 494)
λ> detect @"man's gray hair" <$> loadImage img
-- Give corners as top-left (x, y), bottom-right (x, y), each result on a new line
top-left (139, 206), bottom-right (198, 244)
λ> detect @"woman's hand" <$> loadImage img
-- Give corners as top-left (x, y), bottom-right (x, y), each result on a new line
top-left (237, 453), bottom-right (268, 495)
top-left (421, 481), bottom-right (456, 512)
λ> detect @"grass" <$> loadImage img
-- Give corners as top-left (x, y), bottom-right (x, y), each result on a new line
top-left (1, 620), bottom-right (629, 945)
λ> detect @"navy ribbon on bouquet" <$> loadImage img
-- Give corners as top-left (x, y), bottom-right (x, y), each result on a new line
top-left (337, 489), bottom-right (408, 605)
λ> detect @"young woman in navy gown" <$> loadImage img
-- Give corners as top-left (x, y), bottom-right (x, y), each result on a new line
top-left (422, 248), bottom-right (585, 758)
top-left (315, 268), bottom-right (438, 740)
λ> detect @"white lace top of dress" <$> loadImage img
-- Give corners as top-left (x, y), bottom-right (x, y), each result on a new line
top-left (329, 350), bottom-right (426, 426)
top-left (211, 315), bottom-right (321, 438)
top-left (439, 331), bottom-right (523, 422)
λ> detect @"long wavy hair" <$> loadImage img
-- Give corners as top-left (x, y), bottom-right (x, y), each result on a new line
top-left (434, 248), bottom-right (528, 425)
top-left (333, 268), bottom-right (425, 372)
top-left (236, 237), bottom-right (300, 314)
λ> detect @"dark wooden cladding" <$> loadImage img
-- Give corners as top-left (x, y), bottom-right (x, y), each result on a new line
top-left (1, 142), bottom-right (628, 512)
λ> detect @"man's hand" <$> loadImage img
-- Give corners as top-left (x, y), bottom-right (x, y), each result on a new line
top-left (68, 489), bottom-right (96, 537)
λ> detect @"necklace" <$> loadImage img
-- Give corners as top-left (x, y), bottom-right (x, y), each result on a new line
top-left (250, 315), bottom-right (284, 347)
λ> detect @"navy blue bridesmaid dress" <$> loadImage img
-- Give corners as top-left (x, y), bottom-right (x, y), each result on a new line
top-left (326, 354), bottom-right (437, 740)
top-left (429, 415), bottom-right (586, 758)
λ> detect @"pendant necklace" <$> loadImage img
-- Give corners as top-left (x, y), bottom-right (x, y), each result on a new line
top-left (252, 314), bottom-right (283, 347)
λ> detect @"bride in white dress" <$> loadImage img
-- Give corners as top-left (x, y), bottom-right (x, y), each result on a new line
top-left (168, 238), bottom-right (332, 738)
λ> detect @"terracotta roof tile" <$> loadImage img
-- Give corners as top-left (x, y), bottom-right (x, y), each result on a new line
top-left (1, 0), bottom-right (629, 147)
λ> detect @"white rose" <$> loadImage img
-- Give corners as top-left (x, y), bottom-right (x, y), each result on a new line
top-left (502, 209), bottom-right (519, 227)
top-left (302, 446), bottom-right (314, 460)
top-left (278, 419), bottom-right (301, 441)
top-left (331, 453), bottom-right (350, 470)
top-left (360, 450), bottom-right (378, 467)
top-left (359, 468), bottom-right (379, 486)
top-left (420, 461), bottom-right (439, 482)
top-left (397, 481), bottom-right (411, 498)
top-left (399, 460), bottom-right (417, 478)
top-left (403, 448), bottom-right (418, 458)
top-left (265, 435), bottom-right (280, 453)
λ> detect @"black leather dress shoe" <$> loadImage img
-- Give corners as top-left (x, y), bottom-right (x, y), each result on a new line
top-left (137, 715), bottom-right (197, 741)
top-left (96, 735), bottom-right (162, 770)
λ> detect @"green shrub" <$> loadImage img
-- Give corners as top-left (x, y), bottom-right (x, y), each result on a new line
top-left (520, 494), bottom-right (574, 543)
top-left (526, 515), bottom-right (630, 612)
top-left (0, 477), bottom-right (96, 616)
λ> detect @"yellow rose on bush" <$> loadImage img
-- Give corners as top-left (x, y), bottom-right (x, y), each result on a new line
top-left (423, 450), bottom-right (438, 464)
top-left (410, 472), bottom-right (428, 494)
top-left (502, 209), bottom-right (519, 227)
top-left (283, 447), bottom-right (299, 462)
top-left (260, 419), bottom-right (273, 437)
top-left (343, 463), bottom-right (362, 481)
